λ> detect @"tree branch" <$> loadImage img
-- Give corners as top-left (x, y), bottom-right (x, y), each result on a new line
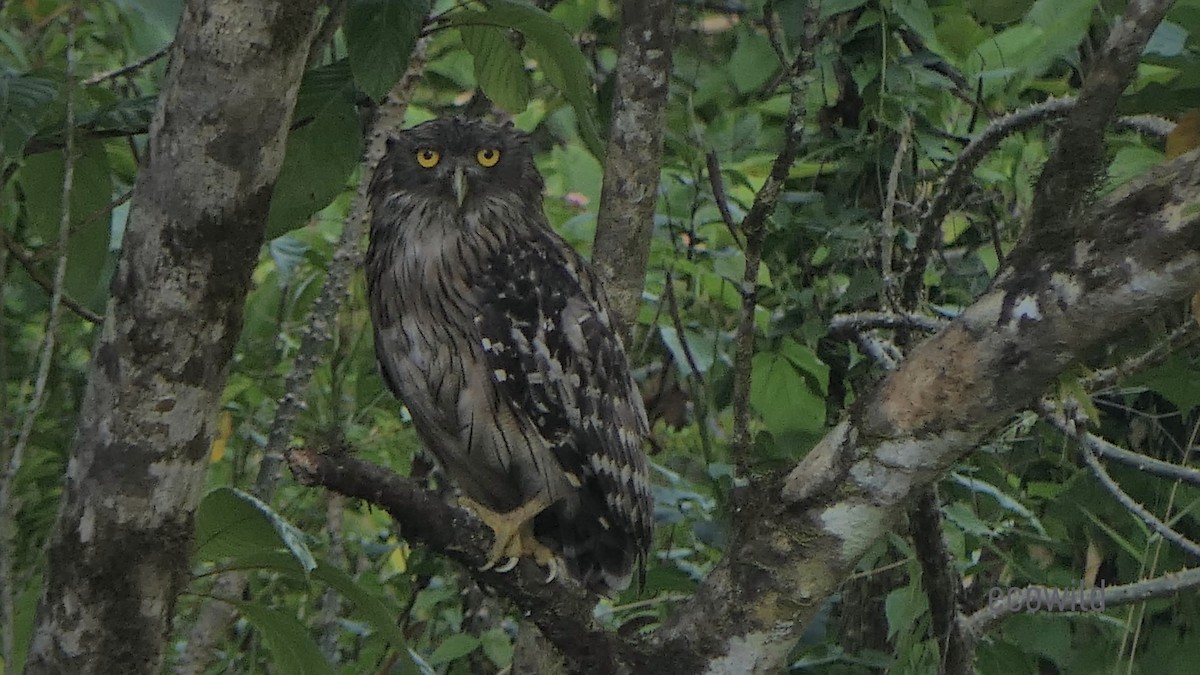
top-left (1024, 0), bottom-right (1175, 245)
top-left (654, 148), bottom-right (1200, 673)
top-left (964, 566), bottom-right (1200, 636)
top-left (287, 449), bottom-right (642, 674)
top-left (591, 0), bottom-right (676, 335)
top-left (907, 489), bottom-right (973, 675)
top-left (176, 35), bottom-right (432, 675)
top-left (25, 3), bottom-right (325, 672)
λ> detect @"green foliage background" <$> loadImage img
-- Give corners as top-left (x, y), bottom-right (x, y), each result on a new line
top-left (3, 0), bottom-right (1200, 673)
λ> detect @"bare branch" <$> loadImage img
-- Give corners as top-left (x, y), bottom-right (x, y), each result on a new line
top-left (964, 566), bottom-right (1200, 636)
top-left (731, 21), bottom-right (818, 477)
top-left (1040, 401), bottom-right (1200, 559)
top-left (907, 489), bottom-right (973, 675)
top-left (287, 449), bottom-right (642, 675)
top-left (1040, 400), bottom-right (1200, 487)
top-left (591, 0), bottom-right (675, 335)
top-left (829, 311), bottom-right (948, 334)
top-left (904, 97), bottom-right (1077, 306)
top-left (880, 116), bottom-right (911, 306)
top-left (83, 43), bottom-right (172, 85)
top-left (1025, 0), bottom-right (1175, 244)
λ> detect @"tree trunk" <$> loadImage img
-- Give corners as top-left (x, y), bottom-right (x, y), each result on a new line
top-left (25, 2), bottom-right (322, 672)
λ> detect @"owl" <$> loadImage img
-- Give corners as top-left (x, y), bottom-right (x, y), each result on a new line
top-left (365, 117), bottom-right (653, 594)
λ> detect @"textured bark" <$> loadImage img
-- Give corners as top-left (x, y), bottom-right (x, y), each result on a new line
top-left (24, 2), bottom-right (322, 673)
top-left (652, 148), bottom-right (1200, 673)
top-left (591, 0), bottom-right (675, 332)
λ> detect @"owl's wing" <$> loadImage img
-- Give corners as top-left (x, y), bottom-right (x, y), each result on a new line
top-left (475, 228), bottom-right (652, 593)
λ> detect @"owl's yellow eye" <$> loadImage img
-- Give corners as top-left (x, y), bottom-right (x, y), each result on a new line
top-left (416, 149), bottom-right (440, 168)
top-left (476, 148), bottom-right (501, 167)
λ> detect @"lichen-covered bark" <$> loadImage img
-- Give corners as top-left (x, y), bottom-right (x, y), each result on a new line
top-left (653, 149), bottom-right (1200, 674)
top-left (24, 2), bottom-right (322, 673)
top-left (591, 0), bottom-right (675, 331)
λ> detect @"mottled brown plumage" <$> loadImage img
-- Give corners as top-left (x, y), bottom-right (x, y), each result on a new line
top-left (365, 117), bottom-right (653, 593)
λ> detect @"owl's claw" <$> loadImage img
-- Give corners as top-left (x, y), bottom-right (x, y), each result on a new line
top-left (458, 494), bottom-right (558, 581)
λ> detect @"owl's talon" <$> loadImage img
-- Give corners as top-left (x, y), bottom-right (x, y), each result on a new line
top-left (542, 558), bottom-right (559, 584)
top-left (459, 494), bottom-right (556, 577)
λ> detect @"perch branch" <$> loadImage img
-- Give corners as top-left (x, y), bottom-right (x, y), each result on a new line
top-left (287, 449), bottom-right (642, 674)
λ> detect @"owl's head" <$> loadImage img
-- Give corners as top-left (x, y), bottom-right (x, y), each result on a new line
top-left (376, 117), bottom-right (543, 211)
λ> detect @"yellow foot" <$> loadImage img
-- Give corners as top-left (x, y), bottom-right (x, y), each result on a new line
top-left (458, 494), bottom-right (560, 582)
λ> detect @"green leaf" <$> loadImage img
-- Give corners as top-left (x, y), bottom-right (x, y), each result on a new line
top-left (194, 487), bottom-right (317, 574)
top-left (449, 0), bottom-right (604, 159)
top-left (820, 0), bottom-right (869, 20)
top-left (426, 633), bottom-right (480, 666)
top-left (16, 140), bottom-right (114, 311)
top-left (659, 325), bottom-right (716, 376)
top-left (234, 601), bottom-right (334, 675)
top-left (884, 585), bottom-right (927, 640)
top-left (892, 0), bottom-right (949, 59)
top-left (310, 559), bottom-right (408, 648)
top-left (728, 31), bottom-right (778, 94)
top-left (0, 72), bottom-right (58, 161)
top-left (1126, 354), bottom-right (1200, 412)
top-left (345, 0), bottom-right (430, 100)
top-left (266, 80), bottom-right (361, 238)
top-left (750, 351), bottom-right (825, 438)
top-left (1024, 0), bottom-right (1099, 76)
top-left (460, 25), bottom-right (531, 113)
top-left (778, 338), bottom-right (829, 395)
top-left (479, 628), bottom-right (514, 669)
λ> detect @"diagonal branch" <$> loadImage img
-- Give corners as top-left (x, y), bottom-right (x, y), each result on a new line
top-left (964, 566), bottom-right (1200, 636)
top-left (661, 148), bottom-right (1200, 673)
top-left (287, 449), bottom-right (641, 674)
top-left (1024, 0), bottom-right (1175, 245)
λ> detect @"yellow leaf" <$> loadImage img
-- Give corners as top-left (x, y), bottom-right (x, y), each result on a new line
top-left (1166, 109), bottom-right (1200, 160)
top-left (941, 211), bottom-right (971, 244)
top-left (209, 411), bottom-right (233, 463)
top-left (387, 542), bottom-right (410, 574)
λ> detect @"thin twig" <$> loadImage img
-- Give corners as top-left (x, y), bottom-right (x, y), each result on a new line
top-left (903, 97), bottom-right (1077, 306)
top-left (1040, 401), bottom-right (1200, 488)
top-left (853, 332), bottom-right (899, 371)
top-left (0, 228), bottom-right (102, 324)
top-left (705, 150), bottom-right (741, 248)
top-left (730, 24), bottom-right (817, 477)
top-left (83, 42), bottom-right (172, 85)
top-left (1083, 322), bottom-right (1196, 392)
top-left (0, 12), bottom-right (78, 666)
top-left (964, 566), bottom-right (1200, 636)
top-left (880, 116), bottom-right (911, 309)
top-left (1047, 400), bottom-right (1200, 559)
top-left (662, 270), bottom-right (714, 463)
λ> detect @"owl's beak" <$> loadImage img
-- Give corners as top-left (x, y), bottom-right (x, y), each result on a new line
top-left (451, 166), bottom-right (468, 207)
